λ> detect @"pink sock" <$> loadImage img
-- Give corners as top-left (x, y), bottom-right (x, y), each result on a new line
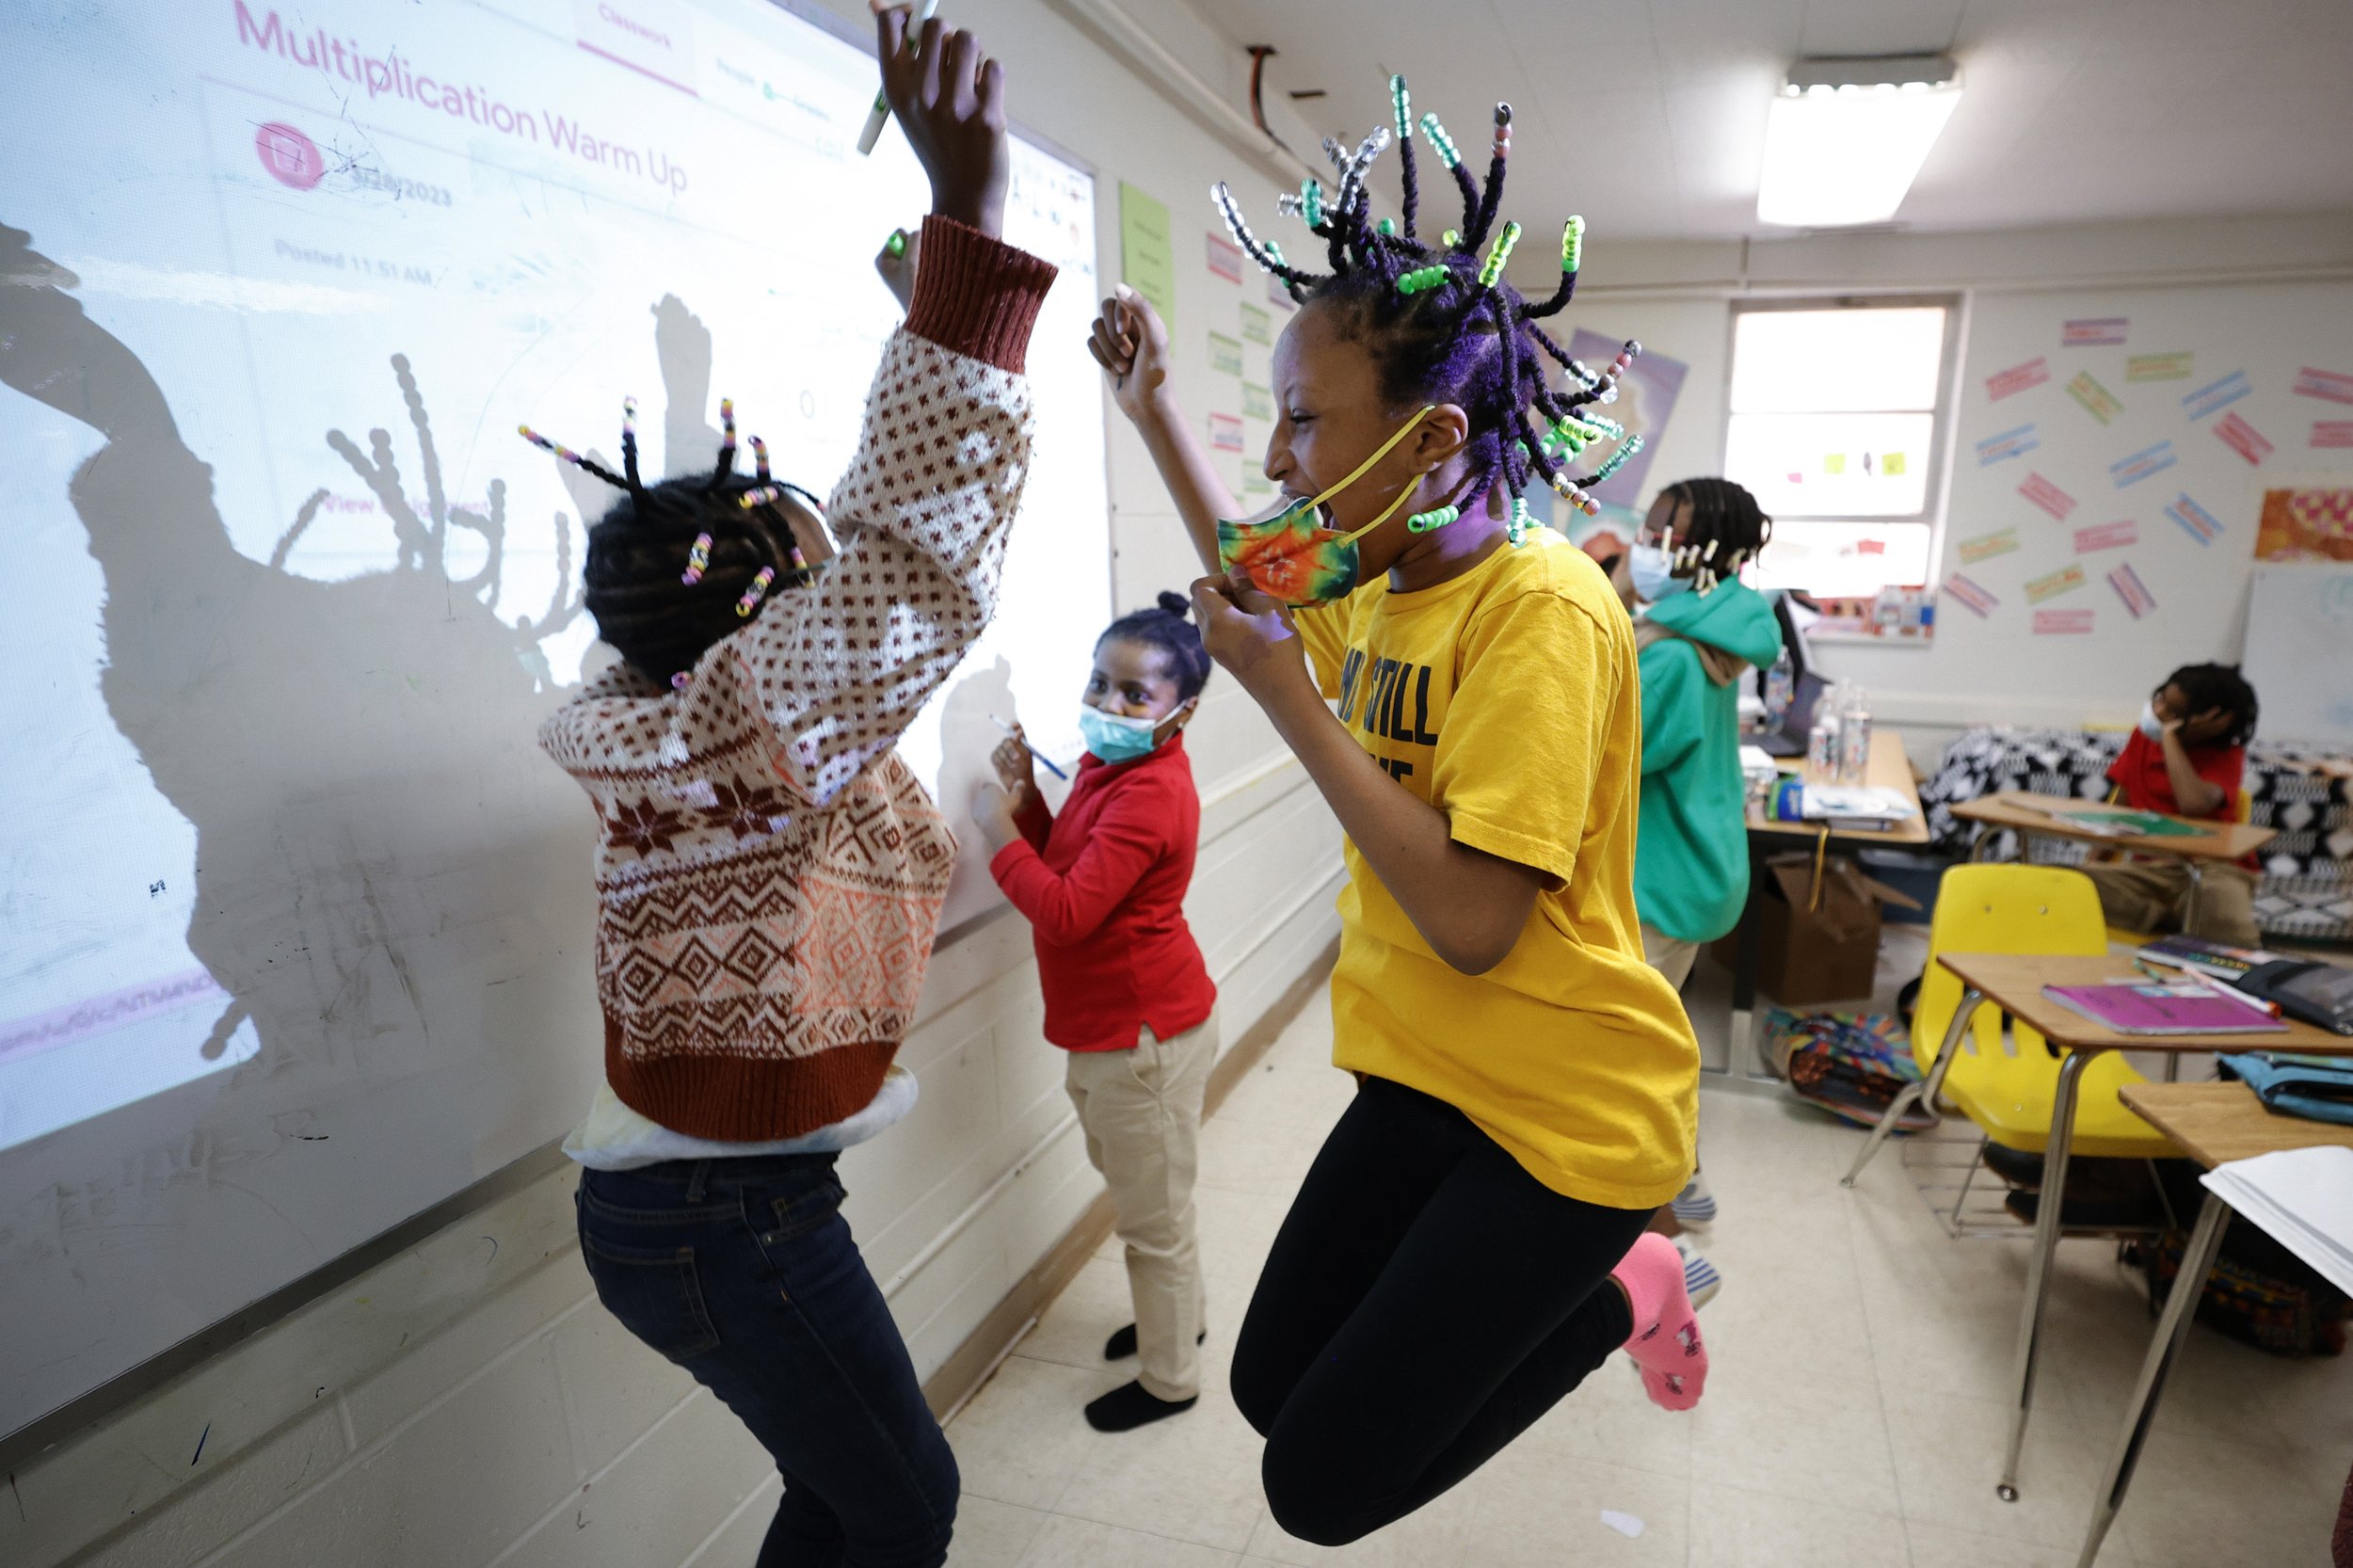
top-left (1612, 1232), bottom-right (1707, 1412)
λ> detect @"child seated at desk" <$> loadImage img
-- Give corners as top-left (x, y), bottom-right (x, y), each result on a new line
top-left (2082, 662), bottom-right (2262, 946)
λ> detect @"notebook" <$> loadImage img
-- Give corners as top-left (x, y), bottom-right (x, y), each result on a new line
top-left (2137, 934), bottom-right (2276, 980)
top-left (2041, 981), bottom-right (2288, 1035)
top-left (2203, 1146), bottom-right (2353, 1296)
top-left (2038, 805), bottom-right (2203, 839)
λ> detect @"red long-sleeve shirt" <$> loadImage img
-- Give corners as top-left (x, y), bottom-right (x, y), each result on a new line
top-left (988, 734), bottom-right (1216, 1051)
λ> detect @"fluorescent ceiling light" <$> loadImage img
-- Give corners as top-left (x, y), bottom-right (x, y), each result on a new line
top-left (1756, 55), bottom-right (1961, 229)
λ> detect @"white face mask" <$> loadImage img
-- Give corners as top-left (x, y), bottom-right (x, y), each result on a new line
top-left (2137, 700), bottom-right (2167, 742)
top-left (1628, 542), bottom-right (1689, 603)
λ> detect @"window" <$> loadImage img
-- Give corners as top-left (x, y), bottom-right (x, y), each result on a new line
top-left (1724, 298), bottom-right (1958, 601)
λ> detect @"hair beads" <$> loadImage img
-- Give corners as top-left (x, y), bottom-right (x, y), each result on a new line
top-left (1478, 219), bottom-right (1522, 288)
top-left (1208, 72), bottom-right (1641, 546)
top-left (751, 435), bottom-right (771, 483)
top-left (1508, 494), bottom-right (1532, 547)
top-left (681, 531), bottom-right (712, 585)
top-left (518, 424), bottom-right (629, 488)
top-left (1417, 111), bottom-right (1461, 170)
top-left (735, 566), bottom-right (776, 617)
top-left (1406, 504), bottom-right (1461, 534)
top-left (717, 397), bottom-right (737, 474)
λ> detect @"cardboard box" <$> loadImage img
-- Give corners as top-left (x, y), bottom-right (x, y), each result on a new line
top-left (1714, 852), bottom-right (1922, 1007)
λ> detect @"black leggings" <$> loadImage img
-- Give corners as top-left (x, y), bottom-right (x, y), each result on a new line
top-left (1229, 1076), bottom-right (1650, 1547)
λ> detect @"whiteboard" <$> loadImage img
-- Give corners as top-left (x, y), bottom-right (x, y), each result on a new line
top-left (2244, 565), bottom-right (2353, 744)
top-left (0, 0), bottom-right (1105, 1439)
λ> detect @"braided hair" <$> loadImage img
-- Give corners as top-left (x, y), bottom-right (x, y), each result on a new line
top-left (1100, 591), bottom-right (1213, 700)
top-left (2164, 663), bottom-right (2260, 747)
top-left (1653, 477), bottom-right (1772, 595)
top-left (1222, 76), bottom-right (1642, 544)
top-left (520, 399), bottom-right (821, 686)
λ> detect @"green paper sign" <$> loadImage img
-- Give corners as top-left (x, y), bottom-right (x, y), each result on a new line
top-left (1241, 382), bottom-right (1273, 422)
top-left (1208, 332), bottom-right (1244, 376)
top-left (1119, 181), bottom-right (1175, 328)
top-left (1240, 302), bottom-right (1272, 345)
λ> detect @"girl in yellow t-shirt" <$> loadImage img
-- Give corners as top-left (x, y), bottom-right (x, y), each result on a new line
top-left (1085, 80), bottom-right (1703, 1548)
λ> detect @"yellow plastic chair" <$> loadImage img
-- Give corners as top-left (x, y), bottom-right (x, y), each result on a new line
top-left (1840, 864), bottom-right (2172, 1188)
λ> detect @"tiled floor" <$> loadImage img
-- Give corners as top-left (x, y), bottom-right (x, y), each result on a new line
top-left (941, 940), bottom-right (2353, 1567)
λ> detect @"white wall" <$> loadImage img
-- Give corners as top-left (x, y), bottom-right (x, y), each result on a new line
top-left (1544, 219), bottom-right (2353, 762)
top-left (1, 3), bottom-right (1344, 1564)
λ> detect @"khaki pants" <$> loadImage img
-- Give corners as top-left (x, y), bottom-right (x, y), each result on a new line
top-left (1640, 922), bottom-right (1701, 989)
top-left (2081, 857), bottom-right (2261, 947)
top-left (1064, 1013), bottom-right (1218, 1401)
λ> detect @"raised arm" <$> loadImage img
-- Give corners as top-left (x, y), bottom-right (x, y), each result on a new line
top-left (1087, 288), bottom-right (1240, 571)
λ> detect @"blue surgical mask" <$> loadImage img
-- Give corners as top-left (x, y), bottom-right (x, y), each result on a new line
top-left (1079, 705), bottom-right (1171, 763)
top-left (2137, 700), bottom-right (2167, 742)
top-left (1629, 542), bottom-right (1689, 603)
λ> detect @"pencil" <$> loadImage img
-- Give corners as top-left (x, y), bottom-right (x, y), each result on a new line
top-left (857, 0), bottom-right (941, 156)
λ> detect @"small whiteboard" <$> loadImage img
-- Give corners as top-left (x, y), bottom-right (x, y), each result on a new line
top-left (2244, 565), bottom-right (2353, 744)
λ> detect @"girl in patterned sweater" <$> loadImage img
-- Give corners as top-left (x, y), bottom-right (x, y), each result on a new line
top-left (537, 9), bottom-right (1055, 1563)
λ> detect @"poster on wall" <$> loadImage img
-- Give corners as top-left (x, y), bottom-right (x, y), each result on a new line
top-left (1561, 327), bottom-right (1686, 554)
top-left (2253, 485), bottom-right (2353, 562)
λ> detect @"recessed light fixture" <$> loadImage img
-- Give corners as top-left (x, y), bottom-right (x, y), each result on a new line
top-left (1756, 55), bottom-right (1962, 229)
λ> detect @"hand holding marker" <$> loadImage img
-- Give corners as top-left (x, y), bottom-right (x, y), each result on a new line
top-left (991, 715), bottom-right (1068, 780)
top-left (857, 0), bottom-right (944, 155)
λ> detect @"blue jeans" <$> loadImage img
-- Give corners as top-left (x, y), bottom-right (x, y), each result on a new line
top-left (575, 1156), bottom-right (959, 1568)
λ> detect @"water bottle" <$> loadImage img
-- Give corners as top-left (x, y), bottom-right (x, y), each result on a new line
top-left (1841, 690), bottom-right (1872, 784)
top-left (1810, 709), bottom-right (1840, 776)
top-left (1764, 651), bottom-right (1795, 722)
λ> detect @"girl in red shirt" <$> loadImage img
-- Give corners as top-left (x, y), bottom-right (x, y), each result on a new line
top-left (974, 593), bottom-right (1219, 1432)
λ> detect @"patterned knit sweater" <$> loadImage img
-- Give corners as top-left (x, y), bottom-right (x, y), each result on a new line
top-left (539, 217), bottom-right (1057, 1141)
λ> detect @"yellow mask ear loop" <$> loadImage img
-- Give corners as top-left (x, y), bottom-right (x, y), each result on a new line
top-left (1304, 405), bottom-right (1437, 545)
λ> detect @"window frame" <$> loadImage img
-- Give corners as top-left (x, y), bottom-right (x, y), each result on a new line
top-left (1720, 293), bottom-right (1964, 600)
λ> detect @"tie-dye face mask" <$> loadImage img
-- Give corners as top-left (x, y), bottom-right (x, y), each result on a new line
top-left (1215, 406), bottom-right (1433, 606)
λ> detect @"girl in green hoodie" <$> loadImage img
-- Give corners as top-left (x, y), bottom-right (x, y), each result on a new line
top-left (1613, 479), bottom-right (1781, 1293)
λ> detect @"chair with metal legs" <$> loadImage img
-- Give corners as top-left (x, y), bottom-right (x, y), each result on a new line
top-left (1841, 864), bottom-right (2165, 1194)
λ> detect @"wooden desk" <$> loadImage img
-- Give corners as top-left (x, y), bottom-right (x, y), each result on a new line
top-left (1716, 731), bottom-right (1929, 1077)
top-left (1949, 790), bottom-right (2276, 864)
top-left (1747, 729), bottom-right (1931, 847)
top-left (2076, 1082), bottom-right (2353, 1568)
top-left (1836, 952), bottom-right (2353, 1504)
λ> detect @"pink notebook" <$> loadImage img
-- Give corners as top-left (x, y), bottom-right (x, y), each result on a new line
top-left (2041, 982), bottom-right (2286, 1035)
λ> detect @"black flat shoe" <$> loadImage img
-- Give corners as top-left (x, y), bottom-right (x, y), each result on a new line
top-left (1084, 1379), bottom-right (1197, 1432)
top-left (1102, 1323), bottom-right (1207, 1360)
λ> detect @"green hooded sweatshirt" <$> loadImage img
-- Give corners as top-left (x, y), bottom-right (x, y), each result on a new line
top-left (1633, 581), bottom-right (1785, 943)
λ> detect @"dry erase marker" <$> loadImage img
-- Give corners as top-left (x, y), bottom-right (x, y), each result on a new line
top-left (990, 714), bottom-right (1067, 779)
top-left (856, 0), bottom-right (941, 156)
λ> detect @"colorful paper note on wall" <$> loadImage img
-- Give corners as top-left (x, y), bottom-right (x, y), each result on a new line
top-left (1976, 424), bottom-right (2040, 465)
top-left (2063, 318), bottom-right (2128, 347)
top-left (2166, 493), bottom-right (2224, 546)
top-left (1942, 573), bottom-right (1998, 617)
top-left (1205, 232), bottom-right (1243, 285)
top-left (2024, 564), bottom-right (2087, 604)
top-left (2213, 410), bottom-right (2273, 466)
top-left (2106, 562), bottom-right (2156, 619)
top-left (1119, 182), bottom-right (1175, 327)
top-left (1207, 411), bottom-right (1244, 453)
top-left (1208, 332), bottom-right (1244, 376)
top-left (2253, 487), bottom-right (2353, 562)
top-left (2065, 372), bottom-right (2123, 425)
top-left (1824, 453), bottom-right (1847, 474)
top-left (1958, 527), bottom-right (2021, 565)
top-left (2182, 370), bottom-right (2252, 421)
top-left (2127, 352), bottom-right (2194, 383)
top-left (1986, 358), bottom-right (2049, 401)
top-left (2109, 440), bottom-right (2176, 488)
top-left (2033, 607), bottom-right (2096, 634)
top-left (1239, 302), bottom-right (1272, 346)
top-left (2295, 366), bottom-right (2353, 405)
top-left (2313, 421), bottom-right (2353, 449)
top-left (1882, 452), bottom-right (1908, 476)
top-left (1267, 272), bottom-right (1295, 312)
top-left (2019, 472), bottom-right (2077, 520)
top-left (2073, 520), bottom-right (2137, 553)
top-left (1241, 382), bottom-right (1273, 422)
